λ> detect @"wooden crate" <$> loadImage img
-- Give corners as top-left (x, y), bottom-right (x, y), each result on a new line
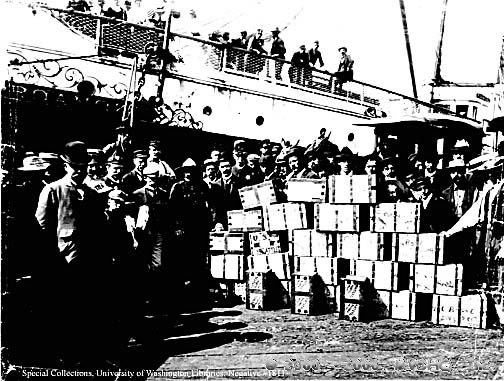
top-left (431, 294), bottom-right (460, 326)
top-left (291, 229), bottom-right (335, 257)
top-left (209, 232), bottom-right (246, 254)
top-left (392, 233), bottom-right (445, 264)
top-left (328, 175), bottom-right (376, 204)
top-left (488, 291), bottom-right (504, 325)
top-left (294, 257), bottom-right (350, 285)
top-left (336, 232), bottom-right (391, 261)
top-left (350, 260), bottom-right (410, 291)
top-left (292, 292), bottom-right (338, 315)
top-left (246, 270), bottom-right (289, 310)
top-left (286, 178), bottom-right (327, 203)
top-left (210, 254), bottom-right (245, 281)
top-left (256, 180), bottom-right (284, 206)
top-left (436, 264), bottom-right (464, 296)
top-left (343, 301), bottom-right (366, 322)
top-left (292, 273), bottom-right (326, 294)
top-left (248, 252), bottom-right (291, 280)
top-left (263, 203), bottom-right (310, 231)
top-left (234, 282), bottom-right (247, 303)
top-left (409, 264), bottom-right (464, 295)
top-left (239, 184), bottom-right (261, 210)
top-left (370, 203), bottom-right (421, 233)
top-left (391, 291), bottom-right (432, 321)
top-left (238, 180), bottom-right (284, 209)
top-left (315, 203), bottom-right (370, 232)
top-left (343, 275), bottom-right (369, 302)
top-left (432, 294), bottom-right (489, 328)
top-left (248, 231), bottom-right (288, 256)
top-left (375, 290), bottom-right (393, 319)
top-left (227, 209), bottom-right (263, 232)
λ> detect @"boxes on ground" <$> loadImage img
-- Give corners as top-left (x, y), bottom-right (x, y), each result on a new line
top-left (432, 294), bottom-right (489, 329)
top-left (248, 252), bottom-right (291, 280)
top-left (315, 203), bottom-right (370, 232)
top-left (210, 254), bottom-right (245, 281)
top-left (291, 273), bottom-right (339, 315)
top-left (410, 264), bottom-right (464, 295)
top-left (391, 291), bottom-right (432, 321)
top-left (328, 175), bottom-right (376, 204)
top-left (336, 232), bottom-right (392, 261)
top-left (374, 290), bottom-right (393, 318)
top-left (294, 256), bottom-right (350, 285)
top-left (370, 203), bottom-right (421, 233)
top-left (286, 178), bottom-right (327, 203)
top-left (343, 276), bottom-right (370, 302)
top-left (350, 260), bottom-right (410, 291)
top-left (249, 231), bottom-right (288, 256)
top-left (209, 232), bottom-right (246, 254)
top-left (393, 233), bottom-right (446, 264)
top-left (239, 180), bottom-right (284, 209)
top-left (488, 291), bottom-right (504, 325)
top-left (263, 203), bottom-right (311, 231)
top-left (227, 209), bottom-right (263, 232)
top-left (246, 270), bottom-right (289, 310)
top-left (291, 229), bottom-right (335, 257)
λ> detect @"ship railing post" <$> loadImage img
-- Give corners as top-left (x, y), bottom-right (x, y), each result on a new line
top-left (361, 83), bottom-right (365, 104)
top-left (221, 45), bottom-right (227, 72)
top-left (95, 16), bottom-right (101, 54)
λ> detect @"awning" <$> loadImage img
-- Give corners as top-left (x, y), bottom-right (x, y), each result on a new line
top-left (487, 116), bottom-right (504, 132)
top-left (353, 113), bottom-right (483, 138)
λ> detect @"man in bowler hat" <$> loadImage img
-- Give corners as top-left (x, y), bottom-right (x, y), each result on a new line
top-left (35, 141), bottom-right (108, 363)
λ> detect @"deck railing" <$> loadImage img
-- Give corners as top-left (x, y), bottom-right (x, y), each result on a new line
top-left (34, 6), bottom-right (476, 120)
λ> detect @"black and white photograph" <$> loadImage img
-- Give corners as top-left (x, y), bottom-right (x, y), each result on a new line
top-left (1, 0), bottom-right (504, 379)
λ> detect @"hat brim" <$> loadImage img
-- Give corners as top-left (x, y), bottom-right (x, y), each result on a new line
top-left (61, 155), bottom-right (89, 167)
top-left (18, 164), bottom-right (49, 171)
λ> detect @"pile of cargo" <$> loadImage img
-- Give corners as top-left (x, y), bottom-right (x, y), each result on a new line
top-left (209, 176), bottom-right (503, 330)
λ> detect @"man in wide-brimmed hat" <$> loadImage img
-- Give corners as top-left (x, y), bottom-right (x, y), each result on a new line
top-left (442, 159), bottom-right (476, 221)
top-left (270, 27), bottom-right (286, 80)
top-left (334, 147), bottom-right (355, 176)
top-left (35, 141), bottom-right (107, 360)
top-left (169, 158), bottom-right (213, 310)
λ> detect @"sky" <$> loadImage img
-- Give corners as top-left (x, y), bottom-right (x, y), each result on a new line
top-left (3, 0), bottom-right (504, 101)
top-left (167, 0), bottom-right (504, 98)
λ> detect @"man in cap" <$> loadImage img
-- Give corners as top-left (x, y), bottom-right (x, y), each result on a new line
top-left (35, 141), bottom-right (107, 363)
top-left (122, 149), bottom-right (148, 194)
top-left (84, 149), bottom-right (108, 194)
top-left (147, 139), bottom-right (176, 188)
top-left (309, 40), bottom-right (324, 69)
top-left (132, 161), bottom-right (170, 314)
top-left (378, 156), bottom-right (407, 202)
top-left (242, 153), bottom-right (265, 185)
top-left (231, 30), bottom-right (249, 71)
top-left (289, 45), bottom-right (310, 85)
top-left (169, 159), bottom-right (213, 310)
top-left (285, 146), bottom-right (306, 180)
top-left (104, 154), bottom-right (127, 192)
top-left (334, 46), bottom-right (354, 89)
top-left (363, 155), bottom-right (378, 176)
top-left (305, 150), bottom-right (328, 178)
top-left (232, 139), bottom-right (248, 182)
top-left (214, 158), bottom-right (242, 224)
top-left (409, 176), bottom-right (453, 233)
top-left (270, 27), bottom-right (286, 80)
top-left (442, 159), bottom-right (476, 221)
top-left (246, 28), bottom-right (267, 74)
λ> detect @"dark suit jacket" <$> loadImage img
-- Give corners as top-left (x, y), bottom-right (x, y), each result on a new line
top-left (291, 51), bottom-right (310, 68)
top-left (442, 183), bottom-right (476, 219)
top-left (420, 195), bottom-right (455, 233)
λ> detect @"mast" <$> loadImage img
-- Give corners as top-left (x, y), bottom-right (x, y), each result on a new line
top-left (398, 0), bottom-right (418, 99)
top-left (433, 0), bottom-right (449, 86)
top-left (498, 35), bottom-right (504, 84)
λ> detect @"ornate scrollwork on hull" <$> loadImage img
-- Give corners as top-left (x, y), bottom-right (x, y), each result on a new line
top-left (7, 50), bottom-right (128, 99)
top-left (149, 102), bottom-right (203, 130)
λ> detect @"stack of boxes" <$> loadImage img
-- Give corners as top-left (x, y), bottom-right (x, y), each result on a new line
top-left (208, 175), bottom-right (496, 329)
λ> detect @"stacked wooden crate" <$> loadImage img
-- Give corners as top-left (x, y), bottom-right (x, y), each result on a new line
top-left (208, 176), bottom-right (496, 329)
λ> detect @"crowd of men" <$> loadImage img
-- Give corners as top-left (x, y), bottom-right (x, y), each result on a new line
top-left (4, 128), bottom-right (504, 366)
